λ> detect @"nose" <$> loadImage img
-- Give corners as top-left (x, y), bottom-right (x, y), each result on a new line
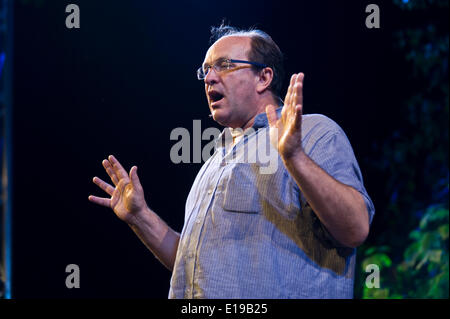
top-left (204, 67), bottom-right (219, 86)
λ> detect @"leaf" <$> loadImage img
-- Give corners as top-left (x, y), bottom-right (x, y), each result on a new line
top-left (420, 207), bottom-right (449, 229)
top-left (363, 286), bottom-right (390, 299)
top-left (409, 229), bottom-right (421, 240)
top-left (428, 250), bottom-right (442, 263)
top-left (372, 288), bottom-right (390, 299)
top-left (404, 241), bottom-right (421, 265)
top-left (438, 224), bottom-right (449, 240)
top-left (364, 246), bottom-right (391, 256)
top-left (415, 252), bottom-right (429, 270)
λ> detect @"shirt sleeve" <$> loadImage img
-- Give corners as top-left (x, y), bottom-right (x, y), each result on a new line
top-left (306, 128), bottom-right (375, 225)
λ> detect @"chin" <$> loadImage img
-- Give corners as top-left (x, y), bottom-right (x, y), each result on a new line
top-left (211, 109), bottom-right (231, 127)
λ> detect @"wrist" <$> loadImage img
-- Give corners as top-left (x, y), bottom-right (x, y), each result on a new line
top-left (282, 148), bottom-right (307, 169)
top-left (127, 205), bottom-right (153, 228)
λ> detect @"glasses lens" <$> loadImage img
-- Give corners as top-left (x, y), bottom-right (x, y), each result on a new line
top-left (215, 59), bottom-right (229, 72)
top-left (197, 67), bottom-right (205, 80)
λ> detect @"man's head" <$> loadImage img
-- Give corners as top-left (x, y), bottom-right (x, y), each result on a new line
top-left (200, 24), bottom-right (284, 129)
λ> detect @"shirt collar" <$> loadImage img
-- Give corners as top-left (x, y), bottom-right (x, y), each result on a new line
top-left (252, 106), bottom-right (283, 129)
top-left (214, 106), bottom-right (284, 151)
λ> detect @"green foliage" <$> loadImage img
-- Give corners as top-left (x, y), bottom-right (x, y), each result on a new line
top-left (400, 205), bottom-right (449, 298)
top-left (357, 0), bottom-right (449, 299)
top-left (361, 249), bottom-right (392, 298)
top-left (362, 205), bottom-right (449, 298)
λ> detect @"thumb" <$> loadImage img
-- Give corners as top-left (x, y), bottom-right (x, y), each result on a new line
top-left (129, 166), bottom-right (143, 190)
top-left (265, 104), bottom-right (278, 128)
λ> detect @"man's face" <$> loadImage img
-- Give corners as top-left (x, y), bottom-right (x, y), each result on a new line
top-left (202, 36), bottom-right (259, 128)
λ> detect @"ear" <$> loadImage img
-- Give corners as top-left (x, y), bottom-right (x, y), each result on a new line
top-left (256, 67), bottom-right (274, 94)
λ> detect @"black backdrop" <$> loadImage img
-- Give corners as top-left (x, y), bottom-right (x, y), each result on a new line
top-left (12, 0), bottom-right (405, 298)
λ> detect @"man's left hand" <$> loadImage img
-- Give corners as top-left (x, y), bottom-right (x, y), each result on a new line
top-left (266, 73), bottom-right (305, 160)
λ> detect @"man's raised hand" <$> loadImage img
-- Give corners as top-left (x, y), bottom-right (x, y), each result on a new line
top-left (88, 155), bottom-right (148, 225)
top-left (266, 73), bottom-right (305, 160)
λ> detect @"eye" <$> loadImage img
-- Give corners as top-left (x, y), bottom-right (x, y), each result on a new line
top-left (202, 64), bottom-right (211, 74)
top-left (215, 59), bottom-right (230, 71)
top-left (226, 61), bottom-right (236, 68)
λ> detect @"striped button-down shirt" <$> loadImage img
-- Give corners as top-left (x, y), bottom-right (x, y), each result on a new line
top-left (169, 108), bottom-right (375, 298)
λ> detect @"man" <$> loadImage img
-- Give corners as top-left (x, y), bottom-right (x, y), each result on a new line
top-left (88, 25), bottom-right (375, 298)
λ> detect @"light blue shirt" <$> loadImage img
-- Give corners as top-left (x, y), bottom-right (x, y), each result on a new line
top-left (169, 108), bottom-right (375, 298)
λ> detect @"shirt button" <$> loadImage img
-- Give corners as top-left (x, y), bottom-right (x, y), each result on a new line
top-left (196, 218), bottom-right (201, 224)
top-left (207, 189), bottom-right (212, 195)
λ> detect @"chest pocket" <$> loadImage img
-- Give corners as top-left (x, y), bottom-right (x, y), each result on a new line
top-left (222, 163), bottom-right (261, 214)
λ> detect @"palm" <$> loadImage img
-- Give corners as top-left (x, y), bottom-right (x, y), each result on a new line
top-left (267, 73), bottom-right (304, 159)
top-left (111, 180), bottom-right (143, 219)
top-left (270, 109), bottom-right (299, 156)
top-left (89, 155), bottom-right (147, 224)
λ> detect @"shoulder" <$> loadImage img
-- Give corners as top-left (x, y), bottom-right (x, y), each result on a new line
top-left (302, 113), bottom-right (344, 141)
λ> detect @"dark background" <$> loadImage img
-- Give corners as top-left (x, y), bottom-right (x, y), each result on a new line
top-left (12, 0), bottom-right (411, 298)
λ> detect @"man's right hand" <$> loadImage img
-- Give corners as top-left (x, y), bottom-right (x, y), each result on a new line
top-left (89, 155), bottom-right (148, 226)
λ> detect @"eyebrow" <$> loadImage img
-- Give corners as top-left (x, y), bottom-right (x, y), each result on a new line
top-left (203, 56), bottom-right (229, 67)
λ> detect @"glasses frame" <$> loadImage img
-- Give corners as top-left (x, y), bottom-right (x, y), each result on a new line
top-left (197, 58), bottom-right (267, 80)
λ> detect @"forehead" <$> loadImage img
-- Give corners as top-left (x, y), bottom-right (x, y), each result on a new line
top-left (204, 36), bottom-right (252, 63)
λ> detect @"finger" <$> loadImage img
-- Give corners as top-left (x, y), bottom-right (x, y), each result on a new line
top-left (294, 104), bottom-right (303, 130)
top-left (296, 73), bottom-right (304, 107)
top-left (88, 195), bottom-right (111, 208)
top-left (129, 166), bottom-right (143, 191)
top-left (93, 176), bottom-right (115, 196)
top-left (284, 74), bottom-right (296, 109)
top-left (102, 159), bottom-right (119, 186)
top-left (265, 104), bottom-right (278, 128)
top-left (284, 73), bottom-right (295, 108)
top-left (281, 74), bottom-right (295, 122)
top-left (293, 81), bottom-right (303, 109)
top-left (108, 155), bottom-right (129, 181)
top-left (286, 74), bottom-right (299, 120)
top-left (287, 74), bottom-right (298, 108)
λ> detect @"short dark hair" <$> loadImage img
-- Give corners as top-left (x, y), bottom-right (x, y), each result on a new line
top-left (210, 24), bottom-right (285, 99)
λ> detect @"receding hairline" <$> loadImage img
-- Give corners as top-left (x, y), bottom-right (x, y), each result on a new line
top-left (205, 35), bottom-right (254, 62)
top-left (210, 31), bottom-right (266, 48)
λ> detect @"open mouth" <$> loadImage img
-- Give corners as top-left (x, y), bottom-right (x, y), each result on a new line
top-left (209, 91), bottom-right (224, 107)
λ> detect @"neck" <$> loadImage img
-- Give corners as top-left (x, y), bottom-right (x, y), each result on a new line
top-left (240, 94), bottom-right (279, 131)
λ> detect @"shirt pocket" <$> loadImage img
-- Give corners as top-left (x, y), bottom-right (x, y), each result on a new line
top-left (222, 163), bottom-right (261, 214)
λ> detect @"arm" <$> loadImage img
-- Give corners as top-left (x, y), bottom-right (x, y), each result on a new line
top-left (283, 150), bottom-right (369, 248)
top-left (88, 155), bottom-right (179, 271)
top-left (266, 74), bottom-right (369, 248)
top-left (128, 206), bottom-right (180, 271)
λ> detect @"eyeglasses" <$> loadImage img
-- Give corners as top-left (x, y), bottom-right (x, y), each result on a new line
top-left (197, 58), bottom-right (267, 80)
